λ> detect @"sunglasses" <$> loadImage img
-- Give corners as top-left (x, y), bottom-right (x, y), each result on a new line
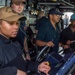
top-left (14, 2), bottom-right (25, 6)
